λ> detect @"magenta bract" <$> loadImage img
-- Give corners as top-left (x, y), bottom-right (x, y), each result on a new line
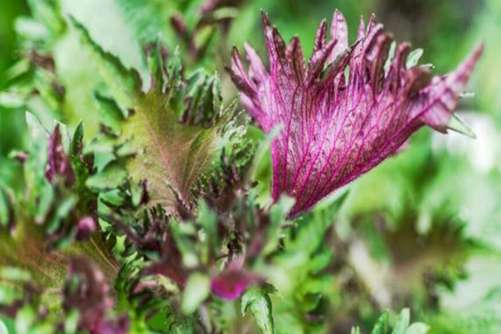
top-left (229, 10), bottom-right (483, 217)
top-left (211, 268), bottom-right (257, 300)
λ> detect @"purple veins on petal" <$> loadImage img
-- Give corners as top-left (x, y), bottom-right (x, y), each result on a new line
top-left (229, 10), bottom-right (483, 218)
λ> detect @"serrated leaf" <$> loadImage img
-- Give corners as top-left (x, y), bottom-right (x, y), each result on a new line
top-left (123, 71), bottom-right (223, 214)
top-left (70, 17), bottom-right (140, 111)
top-left (241, 287), bottom-right (274, 334)
top-left (93, 91), bottom-right (126, 133)
top-left (85, 163), bottom-right (127, 191)
top-left (61, 0), bottom-right (147, 80)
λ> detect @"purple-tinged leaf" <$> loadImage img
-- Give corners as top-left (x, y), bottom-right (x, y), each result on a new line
top-left (64, 257), bottom-right (128, 334)
top-left (45, 125), bottom-right (75, 186)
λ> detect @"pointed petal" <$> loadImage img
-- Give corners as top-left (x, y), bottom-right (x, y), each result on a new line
top-left (228, 47), bottom-right (256, 97)
top-left (285, 36), bottom-right (305, 82)
top-left (328, 10), bottom-right (348, 63)
top-left (357, 15), bottom-right (366, 41)
top-left (313, 19), bottom-right (328, 54)
top-left (387, 42), bottom-right (411, 92)
top-left (244, 42), bottom-right (267, 82)
top-left (307, 40), bottom-right (336, 83)
top-left (418, 44), bottom-right (483, 131)
top-left (403, 66), bottom-right (433, 97)
top-left (369, 33), bottom-right (393, 93)
top-left (262, 11), bottom-right (286, 73)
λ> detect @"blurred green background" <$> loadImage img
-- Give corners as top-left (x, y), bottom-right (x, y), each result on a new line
top-left (0, 0), bottom-right (500, 333)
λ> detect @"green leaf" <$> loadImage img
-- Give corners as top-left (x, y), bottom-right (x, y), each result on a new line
top-left (93, 91), bottom-right (126, 133)
top-left (405, 323), bottom-right (430, 334)
top-left (196, 200), bottom-right (218, 263)
top-left (0, 319), bottom-right (8, 334)
top-left (351, 327), bottom-right (361, 334)
top-left (0, 267), bottom-right (31, 282)
top-left (262, 195), bottom-right (295, 255)
top-left (372, 311), bottom-right (390, 334)
top-left (181, 272), bottom-right (210, 314)
top-left (392, 309), bottom-right (411, 334)
top-left (0, 92), bottom-right (25, 108)
top-left (63, 309), bottom-right (79, 334)
top-left (122, 69), bottom-right (222, 214)
top-left (0, 188), bottom-right (13, 227)
top-left (15, 306), bottom-right (35, 334)
top-left (241, 287), bottom-right (275, 334)
top-left (61, 0), bottom-right (147, 80)
top-left (70, 17), bottom-right (140, 111)
top-left (116, 0), bottom-right (175, 47)
top-left (86, 163), bottom-right (127, 191)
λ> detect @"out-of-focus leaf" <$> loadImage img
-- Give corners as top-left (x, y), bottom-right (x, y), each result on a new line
top-left (405, 323), bottom-right (429, 334)
top-left (241, 287), bottom-right (274, 334)
top-left (86, 163), bottom-right (127, 191)
top-left (181, 272), bottom-right (210, 314)
top-left (372, 311), bottom-right (390, 334)
top-left (262, 195), bottom-right (294, 255)
top-left (392, 309), bottom-right (410, 334)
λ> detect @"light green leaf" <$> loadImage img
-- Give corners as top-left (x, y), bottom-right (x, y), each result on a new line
top-left (392, 309), bottom-right (411, 334)
top-left (63, 310), bottom-right (79, 334)
top-left (0, 267), bottom-right (31, 282)
top-left (86, 163), bottom-right (127, 191)
top-left (15, 306), bottom-right (35, 334)
top-left (61, 0), bottom-right (147, 81)
top-left (181, 273), bottom-right (210, 314)
top-left (0, 92), bottom-right (25, 109)
top-left (405, 323), bottom-right (430, 334)
top-left (0, 319), bottom-right (7, 334)
top-left (262, 195), bottom-right (295, 255)
top-left (351, 327), bottom-right (361, 334)
top-left (371, 311), bottom-right (390, 334)
top-left (197, 200), bottom-right (218, 263)
top-left (70, 17), bottom-right (140, 111)
top-left (241, 287), bottom-right (274, 334)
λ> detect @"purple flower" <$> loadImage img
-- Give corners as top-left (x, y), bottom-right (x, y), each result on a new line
top-left (76, 216), bottom-right (97, 240)
top-left (229, 10), bottom-right (483, 217)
